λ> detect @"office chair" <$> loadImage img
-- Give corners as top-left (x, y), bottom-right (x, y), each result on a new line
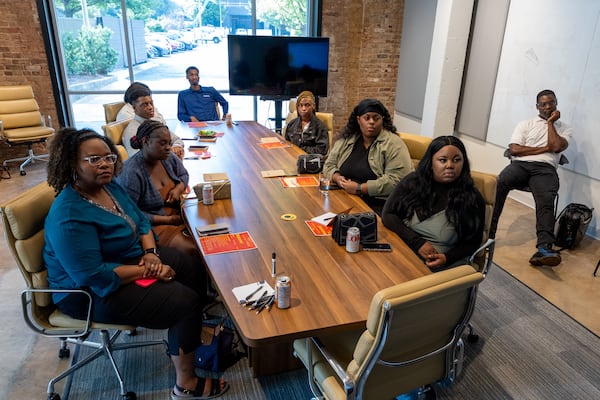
top-left (293, 265), bottom-right (484, 400)
top-left (102, 118), bottom-right (133, 161)
top-left (1, 182), bottom-right (166, 400)
top-left (399, 132), bottom-right (433, 169)
top-left (103, 101), bottom-right (126, 124)
top-left (0, 85), bottom-right (55, 176)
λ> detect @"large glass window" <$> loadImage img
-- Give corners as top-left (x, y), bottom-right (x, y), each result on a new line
top-left (47, 0), bottom-right (319, 132)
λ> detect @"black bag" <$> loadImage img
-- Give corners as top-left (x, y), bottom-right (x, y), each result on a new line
top-left (331, 212), bottom-right (378, 245)
top-left (554, 203), bottom-right (593, 249)
top-left (297, 154), bottom-right (325, 174)
top-left (194, 310), bottom-right (246, 373)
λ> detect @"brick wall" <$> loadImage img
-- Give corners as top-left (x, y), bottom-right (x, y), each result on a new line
top-left (320, 0), bottom-right (404, 135)
top-left (0, 0), bottom-right (57, 164)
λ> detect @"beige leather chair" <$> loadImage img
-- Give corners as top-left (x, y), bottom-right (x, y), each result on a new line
top-left (0, 85), bottom-right (55, 175)
top-left (470, 170), bottom-right (497, 276)
top-left (102, 118), bottom-right (132, 161)
top-left (293, 265), bottom-right (484, 400)
top-left (399, 132), bottom-right (432, 169)
top-left (103, 101), bottom-right (126, 124)
top-left (0, 182), bottom-right (165, 400)
top-left (285, 99), bottom-right (334, 153)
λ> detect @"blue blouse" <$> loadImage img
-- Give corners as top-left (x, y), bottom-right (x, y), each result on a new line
top-left (43, 181), bottom-right (152, 302)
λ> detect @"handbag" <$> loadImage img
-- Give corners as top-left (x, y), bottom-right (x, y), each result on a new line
top-left (193, 180), bottom-right (232, 201)
top-left (297, 154), bottom-right (325, 174)
top-left (331, 212), bottom-right (378, 245)
top-left (194, 314), bottom-right (246, 373)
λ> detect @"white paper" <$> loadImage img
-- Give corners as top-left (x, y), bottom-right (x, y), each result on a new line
top-left (311, 212), bottom-right (338, 226)
top-left (232, 281), bottom-right (275, 303)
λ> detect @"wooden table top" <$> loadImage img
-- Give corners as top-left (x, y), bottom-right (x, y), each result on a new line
top-left (179, 120), bottom-right (430, 346)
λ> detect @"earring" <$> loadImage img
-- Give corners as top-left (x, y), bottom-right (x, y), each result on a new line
top-left (72, 170), bottom-right (78, 182)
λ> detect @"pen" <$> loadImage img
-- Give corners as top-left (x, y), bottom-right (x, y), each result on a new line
top-left (271, 252), bottom-right (276, 278)
top-left (247, 290), bottom-right (268, 309)
top-left (242, 285), bottom-right (264, 303)
top-left (266, 296), bottom-right (275, 312)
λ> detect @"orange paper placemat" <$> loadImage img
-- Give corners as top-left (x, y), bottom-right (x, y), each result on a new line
top-left (280, 176), bottom-right (319, 187)
top-left (305, 220), bottom-right (333, 236)
top-left (258, 142), bottom-right (290, 149)
top-left (199, 231), bottom-right (257, 255)
top-left (187, 121), bottom-right (208, 128)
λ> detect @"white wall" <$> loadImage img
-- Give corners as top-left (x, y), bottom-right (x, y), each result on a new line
top-left (394, 0), bottom-right (600, 239)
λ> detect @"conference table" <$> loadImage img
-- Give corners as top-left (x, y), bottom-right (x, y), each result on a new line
top-left (178, 120), bottom-right (430, 376)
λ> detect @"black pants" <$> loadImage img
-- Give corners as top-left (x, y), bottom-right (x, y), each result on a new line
top-left (57, 247), bottom-right (205, 356)
top-left (489, 161), bottom-right (558, 248)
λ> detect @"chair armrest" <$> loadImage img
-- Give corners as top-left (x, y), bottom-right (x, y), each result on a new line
top-left (21, 288), bottom-right (93, 337)
top-left (310, 337), bottom-right (355, 395)
top-left (468, 238), bottom-right (495, 275)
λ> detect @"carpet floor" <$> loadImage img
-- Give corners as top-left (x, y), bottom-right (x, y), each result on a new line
top-left (65, 265), bottom-right (600, 400)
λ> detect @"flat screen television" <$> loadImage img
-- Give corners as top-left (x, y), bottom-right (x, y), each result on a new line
top-left (227, 35), bottom-right (329, 98)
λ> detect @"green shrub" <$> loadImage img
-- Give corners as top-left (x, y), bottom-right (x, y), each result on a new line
top-left (62, 26), bottom-right (118, 75)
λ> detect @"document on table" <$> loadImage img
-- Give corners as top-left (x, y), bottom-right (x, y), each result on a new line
top-left (199, 231), bottom-right (257, 255)
top-left (279, 176), bottom-right (319, 187)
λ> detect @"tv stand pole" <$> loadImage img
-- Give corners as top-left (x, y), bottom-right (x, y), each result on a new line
top-left (260, 95), bottom-right (291, 134)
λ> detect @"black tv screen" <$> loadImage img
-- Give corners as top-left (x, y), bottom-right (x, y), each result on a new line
top-left (228, 35), bottom-right (329, 98)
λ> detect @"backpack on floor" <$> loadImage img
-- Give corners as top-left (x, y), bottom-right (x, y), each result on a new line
top-left (554, 203), bottom-right (593, 250)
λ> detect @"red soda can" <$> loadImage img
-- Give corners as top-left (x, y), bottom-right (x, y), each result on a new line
top-left (346, 227), bottom-right (360, 253)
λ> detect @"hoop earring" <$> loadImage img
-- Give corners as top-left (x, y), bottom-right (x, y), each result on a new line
top-left (72, 170), bottom-right (78, 183)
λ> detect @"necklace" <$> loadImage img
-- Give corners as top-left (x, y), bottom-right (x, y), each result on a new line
top-left (75, 185), bottom-right (137, 235)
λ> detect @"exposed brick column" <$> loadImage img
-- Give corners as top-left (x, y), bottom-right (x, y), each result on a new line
top-left (320, 0), bottom-right (404, 136)
top-left (0, 0), bottom-right (57, 162)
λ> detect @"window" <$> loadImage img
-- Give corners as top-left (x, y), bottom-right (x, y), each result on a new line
top-left (45, 0), bottom-right (320, 132)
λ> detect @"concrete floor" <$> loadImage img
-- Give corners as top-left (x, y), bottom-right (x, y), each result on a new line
top-left (1, 160), bottom-right (599, 399)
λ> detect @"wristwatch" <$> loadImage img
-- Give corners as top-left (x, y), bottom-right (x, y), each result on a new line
top-left (356, 183), bottom-right (362, 195)
top-left (144, 248), bottom-right (160, 257)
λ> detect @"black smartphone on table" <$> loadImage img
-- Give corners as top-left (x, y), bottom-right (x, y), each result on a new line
top-left (362, 243), bottom-right (393, 252)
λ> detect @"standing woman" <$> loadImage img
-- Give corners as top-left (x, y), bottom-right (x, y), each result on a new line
top-left (44, 128), bottom-right (228, 399)
top-left (284, 90), bottom-right (329, 155)
top-left (323, 98), bottom-right (413, 214)
top-left (382, 136), bottom-right (485, 270)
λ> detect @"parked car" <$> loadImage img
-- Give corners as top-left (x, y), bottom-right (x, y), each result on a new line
top-left (145, 34), bottom-right (171, 56)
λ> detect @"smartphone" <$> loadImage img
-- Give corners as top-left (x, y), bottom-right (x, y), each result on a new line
top-left (362, 243), bottom-right (393, 252)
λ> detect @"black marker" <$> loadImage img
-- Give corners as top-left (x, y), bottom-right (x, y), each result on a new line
top-left (271, 252), bottom-right (276, 277)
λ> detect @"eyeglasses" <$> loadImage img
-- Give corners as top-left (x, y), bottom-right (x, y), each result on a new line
top-left (82, 154), bottom-right (118, 166)
top-left (537, 100), bottom-right (557, 108)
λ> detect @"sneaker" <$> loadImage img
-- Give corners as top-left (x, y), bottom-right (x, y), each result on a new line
top-left (529, 246), bottom-right (561, 267)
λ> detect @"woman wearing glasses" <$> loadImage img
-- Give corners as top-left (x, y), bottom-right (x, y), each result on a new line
top-left (322, 98), bottom-right (413, 214)
top-left (44, 128), bottom-right (229, 399)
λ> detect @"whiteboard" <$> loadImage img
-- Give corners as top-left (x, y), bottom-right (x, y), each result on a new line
top-left (487, 0), bottom-right (600, 180)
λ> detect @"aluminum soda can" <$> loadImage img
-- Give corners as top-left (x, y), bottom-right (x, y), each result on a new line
top-left (346, 227), bottom-right (360, 253)
top-left (276, 276), bottom-right (291, 309)
top-left (202, 184), bottom-right (214, 205)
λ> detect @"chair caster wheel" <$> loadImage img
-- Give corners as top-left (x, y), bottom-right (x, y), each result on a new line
top-left (123, 391), bottom-right (137, 399)
top-left (20, 170), bottom-right (26, 176)
top-left (48, 392), bottom-right (61, 400)
top-left (467, 333), bottom-right (479, 343)
top-left (58, 347), bottom-right (70, 358)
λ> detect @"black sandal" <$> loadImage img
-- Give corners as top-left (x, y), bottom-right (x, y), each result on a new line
top-left (171, 377), bottom-right (230, 399)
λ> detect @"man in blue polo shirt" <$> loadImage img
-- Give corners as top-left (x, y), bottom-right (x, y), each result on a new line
top-left (177, 66), bottom-right (229, 122)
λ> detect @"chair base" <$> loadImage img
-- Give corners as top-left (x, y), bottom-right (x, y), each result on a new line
top-left (3, 147), bottom-right (49, 175)
top-left (48, 329), bottom-right (166, 399)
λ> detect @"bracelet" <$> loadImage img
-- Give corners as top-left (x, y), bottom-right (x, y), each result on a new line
top-left (356, 183), bottom-right (362, 195)
top-left (144, 248), bottom-right (160, 257)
